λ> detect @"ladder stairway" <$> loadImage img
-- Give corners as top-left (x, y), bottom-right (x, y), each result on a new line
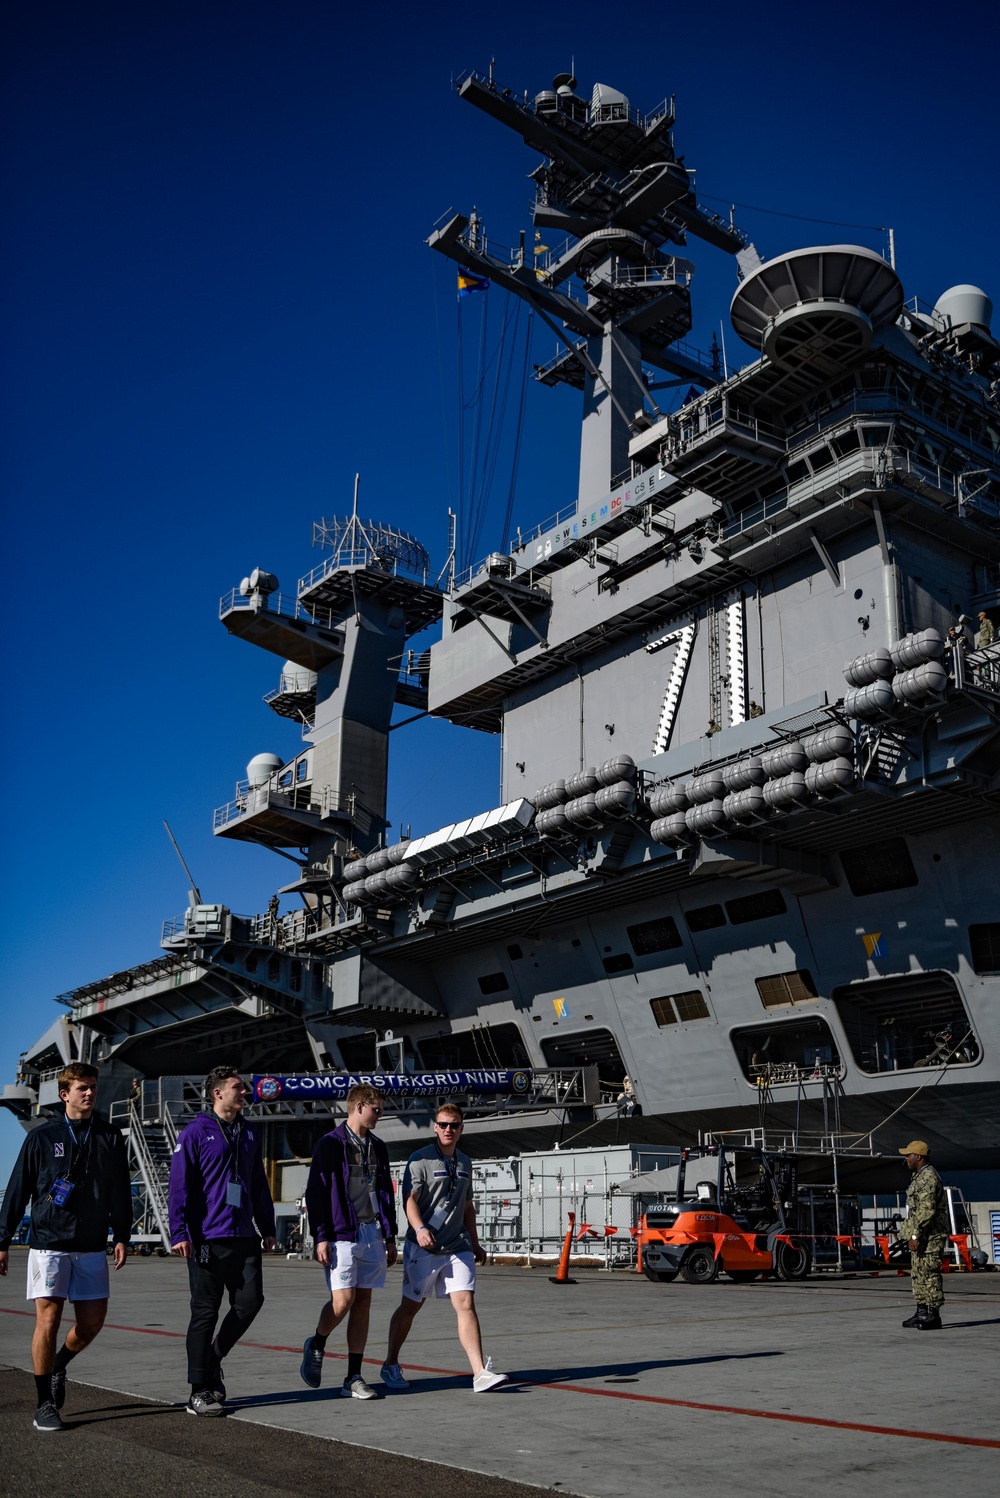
top-left (124, 1104), bottom-right (176, 1246)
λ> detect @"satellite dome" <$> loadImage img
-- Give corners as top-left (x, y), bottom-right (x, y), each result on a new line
top-left (933, 285), bottom-right (992, 332)
top-left (246, 752), bottom-right (283, 788)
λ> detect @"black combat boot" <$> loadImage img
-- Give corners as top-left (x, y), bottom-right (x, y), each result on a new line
top-left (915, 1307), bottom-right (942, 1330)
top-left (901, 1305), bottom-right (926, 1327)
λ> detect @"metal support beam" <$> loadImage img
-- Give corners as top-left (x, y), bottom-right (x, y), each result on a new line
top-left (809, 528), bottom-right (842, 587)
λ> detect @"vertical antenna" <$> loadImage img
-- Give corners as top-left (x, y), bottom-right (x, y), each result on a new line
top-left (719, 321), bottom-right (729, 380)
top-left (888, 227), bottom-right (896, 270)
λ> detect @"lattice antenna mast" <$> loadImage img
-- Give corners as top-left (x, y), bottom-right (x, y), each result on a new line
top-left (429, 65), bottom-right (748, 506)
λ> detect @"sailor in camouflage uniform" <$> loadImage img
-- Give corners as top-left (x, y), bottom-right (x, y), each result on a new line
top-left (898, 1140), bottom-right (948, 1330)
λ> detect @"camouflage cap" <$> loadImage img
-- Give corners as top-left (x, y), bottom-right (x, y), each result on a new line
top-left (899, 1140), bottom-right (929, 1156)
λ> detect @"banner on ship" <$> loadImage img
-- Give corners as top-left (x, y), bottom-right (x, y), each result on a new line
top-left (252, 1070), bottom-right (532, 1103)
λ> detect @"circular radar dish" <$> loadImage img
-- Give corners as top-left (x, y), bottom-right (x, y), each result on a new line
top-left (731, 245), bottom-right (903, 374)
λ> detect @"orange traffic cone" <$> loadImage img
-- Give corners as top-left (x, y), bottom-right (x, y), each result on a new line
top-left (550, 1211), bottom-right (577, 1285)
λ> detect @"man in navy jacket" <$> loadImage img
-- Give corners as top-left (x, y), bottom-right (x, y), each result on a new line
top-left (301, 1084), bottom-right (397, 1398)
top-left (168, 1067), bottom-right (276, 1417)
top-left (0, 1062), bottom-right (132, 1432)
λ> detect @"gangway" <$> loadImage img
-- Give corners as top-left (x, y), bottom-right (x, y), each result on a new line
top-left (111, 1083), bottom-right (190, 1250)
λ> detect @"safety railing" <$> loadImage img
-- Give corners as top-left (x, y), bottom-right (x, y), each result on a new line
top-left (218, 588), bottom-right (338, 631)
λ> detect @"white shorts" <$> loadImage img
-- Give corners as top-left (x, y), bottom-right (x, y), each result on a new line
top-left (323, 1222), bottom-right (388, 1291)
top-left (401, 1239), bottom-right (476, 1302)
top-left (27, 1249), bottom-right (110, 1302)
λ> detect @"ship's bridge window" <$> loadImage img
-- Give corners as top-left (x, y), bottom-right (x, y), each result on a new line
top-left (732, 1017), bottom-right (840, 1085)
top-left (839, 837), bottom-right (917, 895)
top-left (420, 1023), bottom-right (529, 1070)
top-left (786, 460), bottom-right (809, 485)
top-left (540, 1028), bottom-right (627, 1090)
top-left (651, 990), bottom-right (711, 1027)
top-left (832, 429), bottom-right (860, 458)
top-left (297, 760), bottom-right (309, 782)
top-left (726, 889), bottom-right (787, 925)
top-left (862, 425), bottom-right (892, 448)
top-left (807, 444), bottom-right (835, 472)
top-left (756, 969), bottom-right (818, 1009)
top-left (832, 972), bottom-right (980, 1075)
top-left (477, 971), bottom-right (510, 995)
top-left (969, 923), bottom-right (1000, 974)
top-left (627, 915), bottom-right (683, 956)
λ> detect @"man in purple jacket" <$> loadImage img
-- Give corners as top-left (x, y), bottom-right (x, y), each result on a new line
top-left (168, 1067), bottom-right (276, 1417)
top-left (301, 1084), bottom-right (397, 1398)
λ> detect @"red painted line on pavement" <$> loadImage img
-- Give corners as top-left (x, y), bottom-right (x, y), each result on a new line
top-left (3, 1306), bottom-right (997, 1449)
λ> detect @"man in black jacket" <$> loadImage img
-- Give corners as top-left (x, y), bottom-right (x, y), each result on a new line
top-left (0, 1062), bottom-right (132, 1432)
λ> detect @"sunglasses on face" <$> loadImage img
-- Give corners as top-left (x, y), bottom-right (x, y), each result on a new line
top-left (434, 1121), bottom-right (462, 1130)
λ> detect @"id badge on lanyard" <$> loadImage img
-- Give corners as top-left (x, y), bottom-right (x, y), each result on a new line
top-left (226, 1180), bottom-right (243, 1207)
top-left (50, 1177), bottom-right (74, 1207)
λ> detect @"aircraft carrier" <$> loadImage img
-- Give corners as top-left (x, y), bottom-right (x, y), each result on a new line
top-left (5, 65), bottom-right (1000, 1207)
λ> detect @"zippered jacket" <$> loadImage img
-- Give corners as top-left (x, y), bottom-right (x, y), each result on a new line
top-left (0, 1107), bottom-right (132, 1252)
top-left (305, 1123), bottom-right (397, 1245)
top-left (168, 1111), bottom-right (276, 1245)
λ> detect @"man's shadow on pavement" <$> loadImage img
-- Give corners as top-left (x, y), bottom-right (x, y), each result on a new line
top-left (224, 1350), bottom-right (784, 1408)
top-left (513, 1350), bottom-right (783, 1385)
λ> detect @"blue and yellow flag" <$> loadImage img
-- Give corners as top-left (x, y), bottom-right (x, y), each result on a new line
top-left (458, 271), bottom-right (489, 297)
top-left (862, 932), bottom-right (887, 959)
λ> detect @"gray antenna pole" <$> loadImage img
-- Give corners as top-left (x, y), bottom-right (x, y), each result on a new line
top-left (163, 819), bottom-right (203, 908)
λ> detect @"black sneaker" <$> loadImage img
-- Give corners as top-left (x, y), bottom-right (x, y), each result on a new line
top-left (186, 1391), bottom-right (226, 1418)
top-left (50, 1367), bottom-right (67, 1410)
top-left (300, 1335), bottom-right (325, 1389)
top-left (33, 1402), bottom-right (65, 1433)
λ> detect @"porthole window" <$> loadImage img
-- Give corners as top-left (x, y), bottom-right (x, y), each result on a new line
top-left (756, 970), bottom-right (818, 1009)
top-left (651, 991), bottom-right (711, 1027)
top-left (726, 889), bottom-right (787, 925)
top-left (627, 916), bottom-right (683, 955)
top-left (477, 972), bottom-right (510, 995)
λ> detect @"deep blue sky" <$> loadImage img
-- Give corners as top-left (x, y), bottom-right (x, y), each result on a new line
top-left (2, 0), bottom-right (996, 1181)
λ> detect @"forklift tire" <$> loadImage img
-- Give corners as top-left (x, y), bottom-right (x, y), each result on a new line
top-left (680, 1247), bottom-right (719, 1284)
top-left (773, 1240), bottom-right (811, 1281)
top-left (643, 1265), bottom-right (679, 1283)
top-left (726, 1270), bottom-right (761, 1283)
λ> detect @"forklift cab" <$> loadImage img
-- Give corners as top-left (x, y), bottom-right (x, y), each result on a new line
top-left (638, 1145), bottom-right (810, 1285)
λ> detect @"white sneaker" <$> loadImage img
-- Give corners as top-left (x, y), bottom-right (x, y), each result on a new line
top-left (380, 1362), bottom-right (410, 1390)
top-left (472, 1357), bottom-right (508, 1393)
top-left (342, 1374), bottom-right (378, 1399)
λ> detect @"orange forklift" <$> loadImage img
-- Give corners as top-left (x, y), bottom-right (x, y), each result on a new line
top-left (637, 1144), bottom-right (813, 1284)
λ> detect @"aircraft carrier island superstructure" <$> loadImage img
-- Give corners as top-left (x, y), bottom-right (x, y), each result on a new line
top-left (6, 67), bottom-right (1000, 1204)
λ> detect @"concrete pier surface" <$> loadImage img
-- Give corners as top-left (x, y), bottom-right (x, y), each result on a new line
top-left (1, 1252), bottom-right (998, 1498)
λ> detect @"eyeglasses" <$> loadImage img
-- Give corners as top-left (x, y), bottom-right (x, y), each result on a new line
top-left (434, 1121), bottom-right (462, 1130)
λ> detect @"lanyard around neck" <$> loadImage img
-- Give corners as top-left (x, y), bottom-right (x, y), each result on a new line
top-left (64, 1117), bottom-right (93, 1179)
top-left (345, 1124), bottom-right (374, 1182)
